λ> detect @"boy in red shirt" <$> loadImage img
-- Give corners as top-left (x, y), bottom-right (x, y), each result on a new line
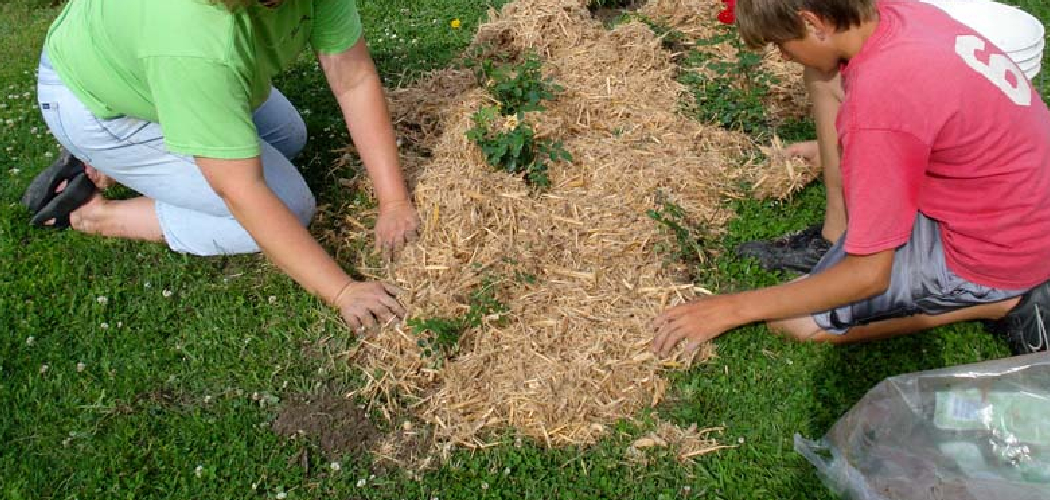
top-left (652, 0), bottom-right (1050, 356)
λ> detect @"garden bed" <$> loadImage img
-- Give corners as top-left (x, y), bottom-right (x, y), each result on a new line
top-left (332, 0), bottom-right (816, 465)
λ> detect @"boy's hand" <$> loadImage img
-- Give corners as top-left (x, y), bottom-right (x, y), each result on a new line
top-left (333, 281), bottom-right (407, 333)
top-left (782, 140), bottom-right (820, 165)
top-left (375, 200), bottom-right (420, 260)
top-left (651, 295), bottom-right (741, 357)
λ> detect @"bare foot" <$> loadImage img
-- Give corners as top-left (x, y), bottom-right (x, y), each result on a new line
top-left (84, 163), bottom-right (115, 190)
top-left (67, 193), bottom-right (107, 234)
top-left (69, 196), bottom-right (165, 242)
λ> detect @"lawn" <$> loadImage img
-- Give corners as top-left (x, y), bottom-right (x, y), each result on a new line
top-left (1, 0), bottom-right (1047, 499)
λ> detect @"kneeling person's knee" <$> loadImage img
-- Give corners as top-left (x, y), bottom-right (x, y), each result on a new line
top-left (768, 316), bottom-right (827, 342)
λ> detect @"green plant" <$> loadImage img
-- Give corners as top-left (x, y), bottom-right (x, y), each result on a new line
top-left (407, 278), bottom-right (509, 360)
top-left (647, 199), bottom-right (714, 275)
top-left (466, 53), bottom-right (571, 187)
top-left (476, 53), bottom-right (563, 116)
top-left (679, 28), bottom-right (781, 137)
top-left (466, 106), bottom-right (572, 187)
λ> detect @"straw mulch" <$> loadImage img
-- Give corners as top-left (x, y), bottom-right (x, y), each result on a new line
top-left (626, 422), bottom-right (734, 464)
top-left (337, 0), bottom-right (813, 460)
top-left (750, 136), bottom-right (821, 199)
top-left (641, 0), bottom-right (810, 124)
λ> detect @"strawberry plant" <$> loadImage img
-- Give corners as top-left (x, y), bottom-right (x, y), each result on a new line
top-left (467, 54), bottom-right (572, 187)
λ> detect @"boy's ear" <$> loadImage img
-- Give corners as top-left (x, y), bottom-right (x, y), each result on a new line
top-left (798, 10), bottom-right (830, 40)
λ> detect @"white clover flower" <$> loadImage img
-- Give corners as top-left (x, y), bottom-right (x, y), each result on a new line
top-left (96, 296), bottom-right (108, 305)
top-left (40, 364), bottom-right (49, 374)
top-left (267, 295), bottom-right (277, 304)
top-left (162, 289), bottom-right (173, 297)
top-left (76, 362), bottom-right (86, 372)
top-left (276, 492), bottom-right (287, 500)
top-left (251, 482), bottom-right (258, 491)
top-left (194, 465), bottom-right (203, 478)
top-left (25, 336), bottom-right (34, 346)
top-left (356, 478), bottom-right (366, 488)
top-left (329, 462), bottom-right (341, 471)
top-left (100, 322), bottom-right (109, 329)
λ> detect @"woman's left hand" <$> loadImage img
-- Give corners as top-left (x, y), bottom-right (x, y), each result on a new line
top-left (375, 199), bottom-right (420, 260)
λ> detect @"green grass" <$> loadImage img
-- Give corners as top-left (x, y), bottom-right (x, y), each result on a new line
top-left (1, 0), bottom-right (1048, 499)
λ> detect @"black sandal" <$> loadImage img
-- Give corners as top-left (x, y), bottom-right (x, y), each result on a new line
top-left (22, 149), bottom-right (99, 229)
top-left (29, 172), bottom-right (96, 229)
top-left (21, 148), bottom-right (88, 213)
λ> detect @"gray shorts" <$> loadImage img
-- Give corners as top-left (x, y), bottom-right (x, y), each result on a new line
top-left (811, 213), bottom-right (1027, 334)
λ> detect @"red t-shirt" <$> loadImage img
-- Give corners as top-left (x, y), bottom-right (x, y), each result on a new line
top-left (838, 0), bottom-right (1050, 290)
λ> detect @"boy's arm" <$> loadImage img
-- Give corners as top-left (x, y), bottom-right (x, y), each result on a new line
top-left (652, 249), bottom-right (895, 356)
top-left (317, 38), bottom-right (419, 257)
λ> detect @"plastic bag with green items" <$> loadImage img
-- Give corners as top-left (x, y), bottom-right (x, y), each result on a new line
top-left (795, 354), bottom-right (1050, 500)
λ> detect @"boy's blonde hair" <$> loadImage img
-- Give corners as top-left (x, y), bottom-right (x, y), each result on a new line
top-left (736, 0), bottom-right (877, 49)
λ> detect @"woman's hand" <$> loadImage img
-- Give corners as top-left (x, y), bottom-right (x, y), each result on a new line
top-left (375, 200), bottom-right (420, 260)
top-left (332, 280), bottom-right (407, 333)
top-left (319, 41), bottom-right (418, 260)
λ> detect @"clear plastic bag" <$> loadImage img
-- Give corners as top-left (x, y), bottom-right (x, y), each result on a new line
top-left (796, 354), bottom-right (1050, 500)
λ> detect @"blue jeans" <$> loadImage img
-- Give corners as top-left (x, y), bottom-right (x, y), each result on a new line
top-left (36, 53), bottom-right (316, 255)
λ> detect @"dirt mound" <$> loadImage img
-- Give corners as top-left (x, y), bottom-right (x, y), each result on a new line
top-left (273, 391), bottom-right (382, 457)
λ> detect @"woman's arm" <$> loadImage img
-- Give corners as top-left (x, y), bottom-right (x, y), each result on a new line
top-left (317, 38), bottom-right (419, 258)
top-left (196, 155), bottom-right (404, 329)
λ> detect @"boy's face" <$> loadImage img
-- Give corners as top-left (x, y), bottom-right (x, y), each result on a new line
top-left (774, 12), bottom-right (841, 74)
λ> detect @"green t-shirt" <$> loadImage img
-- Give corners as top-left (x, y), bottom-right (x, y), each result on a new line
top-left (44, 0), bottom-right (362, 159)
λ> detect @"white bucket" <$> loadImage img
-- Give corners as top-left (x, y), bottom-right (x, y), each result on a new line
top-left (924, 0), bottom-right (1044, 50)
top-left (1021, 61), bottom-right (1041, 80)
top-left (921, 0), bottom-right (1045, 78)
top-left (1013, 51), bottom-right (1043, 69)
top-left (1008, 39), bottom-right (1045, 63)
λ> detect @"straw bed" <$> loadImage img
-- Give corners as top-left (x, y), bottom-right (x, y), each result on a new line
top-left (338, 0), bottom-right (812, 459)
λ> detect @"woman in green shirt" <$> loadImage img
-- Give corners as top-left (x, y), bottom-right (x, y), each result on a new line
top-left (25, 0), bottom-right (418, 331)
